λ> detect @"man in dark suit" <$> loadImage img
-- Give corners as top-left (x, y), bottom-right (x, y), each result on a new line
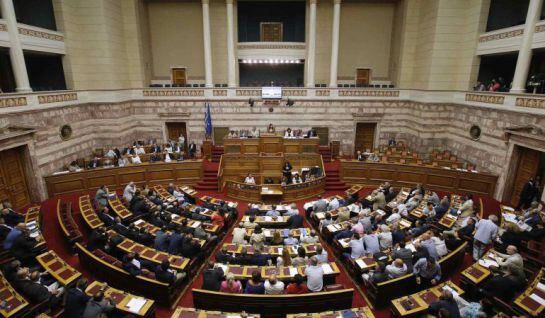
top-left (180, 234), bottom-right (201, 259)
top-left (87, 227), bottom-right (107, 251)
top-left (112, 217), bottom-right (129, 237)
top-left (64, 278), bottom-right (91, 318)
top-left (97, 207), bottom-right (115, 227)
top-left (428, 289), bottom-right (460, 318)
top-left (307, 128), bottom-right (317, 137)
top-left (154, 227), bottom-right (170, 252)
top-left (286, 214), bottom-right (304, 229)
top-left (150, 143), bottom-right (161, 154)
top-left (15, 269), bottom-right (61, 307)
top-left (1, 205), bottom-right (24, 226)
top-left (136, 227), bottom-right (153, 246)
top-left (216, 246), bottom-right (234, 264)
top-left (155, 259), bottom-right (185, 285)
top-left (0, 217), bottom-right (12, 241)
top-left (188, 142), bottom-right (197, 158)
top-left (518, 178), bottom-right (535, 210)
top-left (82, 291), bottom-right (115, 318)
top-left (11, 229), bottom-right (42, 265)
top-left (87, 157), bottom-right (101, 169)
top-left (201, 261), bottom-right (224, 291)
top-left (167, 228), bottom-right (184, 255)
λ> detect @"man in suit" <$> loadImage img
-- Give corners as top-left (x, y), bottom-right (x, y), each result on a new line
top-left (82, 291), bottom-right (115, 318)
top-left (216, 246), bottom-right (234, 264)
top-left (94, 185), bottom-right (109, 208)
top-left (167, 228), bottom-right (185, 255)
top-left (180, 234), bottom-right (201, 259)
top-left (188, 142), bottom-right (197, 158)
top-left (87, 157), bottom-right (100, 169)
top-left (150, 143), bottom-right (161, 154)
top-left (370, 190), bottom-right (386, 211)
top-left (313, 196), bottom-right (328, 213)
top-left (1, 203), bottom-right (24, 226)
top-left (112, 217), bottom-right (129, 237)
top-left (202, 261), bottom-right (224, 291)
top-left (87, 227), bottom-right (107, 251)
top-left (15, 268), bottom-right (61, 307)
top-left (64, 278), bottom-right (91, 318)
top-left (155, 259), bottom-right (185, 285)
top-left (518, 178), bottom-right (536, 210)
top-left (97, 207), bottom-right (115, 226)
top-left (154, 226), bottom-right (170, 252)
top-left (307, 128), bottom-right (317, 137)
top-left (11, 229), bottom-right (43, 265)
top-left (0, 217), bottom-right (13, 241)
top-left (286, 214), bottom-right (304, 229)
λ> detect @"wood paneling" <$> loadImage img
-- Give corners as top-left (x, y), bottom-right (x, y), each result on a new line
top-left (166, 122), bottom-right (187, 152)
top-left (340, 160), bottom-right (498, 196)
top-left (223, 137), bottom-right (319, 155)
top-left (356, 68), bottom-right (371, 86)
top-left (511, 147), bottom-right (540, 206)
top-left (171, 68), bottom-right (186, 85)
top-left (354, 123), bottom-right (376, 156)
top-left (0, 147), bottom-right (30, 208)
top-left (44, 161), bottom-right (203, 197)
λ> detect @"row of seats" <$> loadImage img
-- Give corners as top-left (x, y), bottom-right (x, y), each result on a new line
top-left (56, 200), bottom-right (82, 246)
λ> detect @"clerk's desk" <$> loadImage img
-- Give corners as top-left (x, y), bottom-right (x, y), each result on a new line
top-left (223, 134), bottom-right (320, 154)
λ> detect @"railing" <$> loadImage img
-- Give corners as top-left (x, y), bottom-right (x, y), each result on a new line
top-left (225, 176), bottom-right (326, 202)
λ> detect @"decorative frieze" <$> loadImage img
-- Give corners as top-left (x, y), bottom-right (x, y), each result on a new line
top-left (478, 29), bottom-right (523, 43)
top-left (0, 24), bottom-right (7, 32)
top-left (143, 89), bottom-right (204, 97)
top-left (213, 90), bottom-right (228, 96)
top-left (0, 97), bottom-right (27, 108)
top-left (536, 24), bottom-right (545, 33)
top-left (465, 93), bottom-right (505, 105)
top-left (315, 90), bottom-right (330, 97)
top-left (236, 89), bottom-right (261, 97)
top-left (283, 89), bottom-right (307, 97)
top-left (18, 27), bottom-right (64, 42)
top-left (338, 90), bottom-right (399, 97)
top-left (237, 43), bottom-right (306, 50)
top-left (38, 93), bottom-right (77, 104)
top-left (515, 97), bottom-right (545, 109)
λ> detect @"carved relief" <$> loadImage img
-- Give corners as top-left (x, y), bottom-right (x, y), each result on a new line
top-left (515, 97), bottom-right (545, 109)
top-left (465, 93), bottom-right (505, 105)
top-left (213, 90), bottom-right (228, 96)
top-left (478, 29), bottom-right (523, 43)
top-left (143, 89), bottom-right (205, 97)
top-left (18, 27), bottom-right (64, 42)
top-left (283, 89), bottom-right (307, 97)
top-left (315, 90), bottom-right (330, 96)
top-left (236, 89), bottom-right (261, 96)
top-left (0, 97), bottom-right (27, 108)
top-left (338, 90), bottom-right (399, 97)
top-left (38, 93), bottom-right (78, 104)
top-left (237, 43), bottom-right (306, 50)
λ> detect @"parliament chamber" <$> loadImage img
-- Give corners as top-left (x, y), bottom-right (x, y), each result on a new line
top-left (4, 0), bottom-right (545, 317)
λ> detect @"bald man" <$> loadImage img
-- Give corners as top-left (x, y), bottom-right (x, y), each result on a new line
top-left (385, 259), bottom-right (408, 278)
top-left (494, 245), bottom-right (523, 271)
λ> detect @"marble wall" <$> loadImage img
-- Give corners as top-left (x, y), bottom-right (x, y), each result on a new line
top-left (3, 96), bottom-right (545, 201)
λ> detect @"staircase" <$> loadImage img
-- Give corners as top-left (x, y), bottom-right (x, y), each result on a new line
top-left (319, 146), bottom-right (332, 163)
top-left (195, 161), bottom-right (220, 191)
top-left (325, 164), bottom-right (348, 191)
top-left (211, 146), bottom-right (224, 163)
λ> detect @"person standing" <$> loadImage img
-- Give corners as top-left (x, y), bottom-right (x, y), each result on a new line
top-left (473, 215), bottom-right (499, 261)
top-left (518, 178), bottom-right (535, 210)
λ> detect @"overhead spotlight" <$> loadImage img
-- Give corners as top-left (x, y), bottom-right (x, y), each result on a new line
top-left (248, 98), bottom-right (255, 107)
top-left (286, 98), bottom-right (294, 107)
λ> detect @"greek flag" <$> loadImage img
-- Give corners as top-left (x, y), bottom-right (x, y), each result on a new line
top-left (204, 102), bottom-right (212, 139)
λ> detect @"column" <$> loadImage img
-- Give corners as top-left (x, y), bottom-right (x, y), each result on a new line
top-left (202, 0), bottom-right (213, 88)
top-left (306, 0), bottom-right (317, 87)
top-left (329, 0), bottom-right (341, 88)
top-left (0, 0), bottom-right (31, 92)
top-left (511, 0), bottom-right (544, 93)
top-left (226, 0), bottom-right (236, 87)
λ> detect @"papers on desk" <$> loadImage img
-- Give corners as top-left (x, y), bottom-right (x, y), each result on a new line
top-left (289, 267), bottom-right (298, 276)
top-left (277, 247), bottom-right (283, 255)
top-left (356, 259), bottom-right (366, 268)
top-left (304, 202), bottom-right (313, 210)
top-left (125, 297), bottom-right (147, 314)
top-left (264, 230), bottom-right (272, 237)
top-left (321, 263), bottom-right (334, 274)
top-left (478, 259), bottom-right (499, 268)
top-left (327, 224), bottom-right (342, 233)
top-left (291, 246), bottom-right (299, 254)
top-left (216, 263), bottom-right (228, 274)
top-left (133, 219), bottom-right (144, 226)
top-left (315, 212), bottom-right (325, 220)
top-left (339, 239), bottom-right (350, 248)
top-left (52, 170), bottom-right (70, 175)
top-left (228, 202), bottom-right (237, 208)
top-left (401, 191), bottom-right (409, 196)
top-left (537, 282), bottom-right (545, 293)
top-left (502, 205), bottom-right (515, 212)
top-left (190, 221), bottom-right (201, 228)
top-left (264, 216), bottom-right (273, 222)
top-left (376, 210), bottom-right (386, 216)
top-left (502, 213), bottom-right (518, 223)
top-left (442, 284), bottom-right (459, 298)
top-left (530, 293), bottom-right (545, 307)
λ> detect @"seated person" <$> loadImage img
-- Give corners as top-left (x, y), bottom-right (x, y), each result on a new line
top-left (155, 259), bottom-right (185, 284)
top-left (265, 206), bottom-right (280, 217)
top-left (286, 274), bottom-right (309, 294)
top-left (228, 130), bottom-right (238, 138)
top-left (201, 261), bottom-right (224, 291)
top-left (131, 154), bottom-right (142, 164)
top-left (68, 161), bottom-right (81, 172)
top-left (87, 157), bottom-right (100, 169)
top-left (245, 271), bottom-right (265, 294)
top-left (292, 173), bottom-right (303, 184)
top-left (413, 257), bottom-right (441, 287)
top-left (264, 274), bottom-right (285, 294)
top-left (385, 258), bottom-right (408, 278)
top-left (267, 123), bottom-right (275, 133)
top-left (362, 262), bottom-right (389, 285)
top-left (244, 173), bottom-right (256, 185)
top-left (356, 150), bottom-right (366, 161)
top-left (220, 273), bottom-right (242, 293)
top-left (284, 128), bottom-right (294, 138)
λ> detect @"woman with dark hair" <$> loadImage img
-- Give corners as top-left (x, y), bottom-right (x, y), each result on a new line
top-left (244, 271), bottom-right (265, 294)
top-left (282, 161), bottom-right (293, 183)
top-left (286, 274), bottom-right (309, 294)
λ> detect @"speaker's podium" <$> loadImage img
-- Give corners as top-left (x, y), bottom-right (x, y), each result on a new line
top-left (260, 185), bottom-right (283, 203)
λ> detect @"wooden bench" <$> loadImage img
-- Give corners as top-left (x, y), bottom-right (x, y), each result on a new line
top-left (79, 195), bottom-right (104, 230)
top-left (0, 272), bottom-right (29, 317)
top-left (192, 288), bottom-right (354, 318)
top-left (56, 200), bottom-right (82, 245)
top-left (85, 281), bottom-right (156, 318)
top-left (287, 307), bottom-right (375, 318)
top-left (36, 250), bottom-right (81, 287)
top-left (75, 242), bottom-right (183, 306)
top-left (172, 307), bottom-right (261, 318)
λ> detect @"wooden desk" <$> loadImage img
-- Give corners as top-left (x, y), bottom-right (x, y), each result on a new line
top-left (241, 215), bottom-right (290, 228)
top-left (79, 195), bottom-right (104, 229)
top-left (243, 228), bottom-right (312, 240)
top-left (287, 307), bottom-right (375, 318)
top-left (36, 250), bottom-right (81, 286)
top-left (340, 160), bottom-right (498, 196)
top-left (223, 136), bottom-right (319, 154)
top-left (437, 213), bottom-right (457, 229)
top-left (0, 273), bottom-right (28, 318)
top-left (391, 281), bottom-right (464, 317)
top-left (222, 243), bottom-right (320, 258)
top-left (108, 196), bottom-right (132, 220)
top-left (172, 307), bottom-right (261, 318)
top-left (44, 160), bottom-right (203, 196)
top-left (216, 262), bottom-right (340, 281)
top-left (85, 281), bottom-right (155, 317)
top-left (132, 219), bottom-right (206, 247)
top-left (461, 261), bottom-right (492, 285)
top-left (261, 185), bottom-right (283, 203)
top-left (108, 230), bottom-right (190, 271)
top-left (514, 269), bottom-right (545, 317)
top-left (345, 184), bottom-right (363, 197)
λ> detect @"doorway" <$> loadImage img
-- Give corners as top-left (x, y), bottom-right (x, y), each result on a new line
top-left (171, 68), bottom-right (187, 86)
top-left (356, 68), bottom-right (371, 86)
top-left (0, 146), bottom-right (31, 209)
top-left (166, 122), bottom-right (187, 152)
top-left (508, 146), bottom-right (545, 206)
top-left (354, 122), bottom-right (376, 156)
